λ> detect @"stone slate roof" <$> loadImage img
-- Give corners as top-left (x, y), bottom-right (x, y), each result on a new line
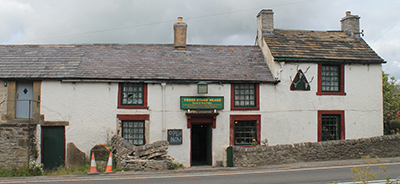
top-left (0, 44), bottom-right (275, 83)
top-left (263, 29), bottom-right (385, 63)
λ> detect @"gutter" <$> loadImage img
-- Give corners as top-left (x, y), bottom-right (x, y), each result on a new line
top-left (274, 57), bottom-right (386, 64)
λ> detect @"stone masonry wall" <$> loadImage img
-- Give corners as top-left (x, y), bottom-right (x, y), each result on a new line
top-left (233, 135), bottom-right (400, 167)
top-left (0, 80), bottom-right (7, 122)
top-left (0, 123), bottom-right (37, 169)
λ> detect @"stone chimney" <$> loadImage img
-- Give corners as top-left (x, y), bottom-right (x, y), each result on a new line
top-left (257, 9), bottom-right (274, 36)
top-left (174, 17), bottom-right (188, 50)
top-left (340, 11), bottom-right (361, 38)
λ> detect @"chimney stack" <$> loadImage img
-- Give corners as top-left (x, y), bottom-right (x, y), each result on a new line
top-left (340, 11), bottom-right (361, 38)
top-left (257, 9), bottom-right (274, 36)
top-left (174, 17), bottom-right (188, 50)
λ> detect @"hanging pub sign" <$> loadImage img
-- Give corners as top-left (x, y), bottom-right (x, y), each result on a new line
top-left (180, 96), bottom-right (224, 110)
top-left (167, 129), bottom-right (182, 145)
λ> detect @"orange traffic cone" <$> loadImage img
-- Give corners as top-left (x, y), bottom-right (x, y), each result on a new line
top-left (88, 153), bottom-right (99, 175)
top-left (104, 152), bottom-right (115, 174)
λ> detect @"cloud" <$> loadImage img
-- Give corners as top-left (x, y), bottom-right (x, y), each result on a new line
top-left (0, 0), bottom-right (399, 77)
top-left (0, 0), bottom-right (32, 43)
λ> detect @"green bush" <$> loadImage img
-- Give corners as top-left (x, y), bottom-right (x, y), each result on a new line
top-left (167, 159), bottom-right (183, 170)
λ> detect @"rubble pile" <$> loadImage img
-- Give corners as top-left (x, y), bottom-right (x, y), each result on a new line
top-left (111, 135), bottom-right (169, 171)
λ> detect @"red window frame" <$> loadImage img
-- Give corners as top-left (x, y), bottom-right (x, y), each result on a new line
top-left (317, 110), bottom-right (345, 142)
top-left (316, 64), bottom-right (346, 96)
top-left (230, 83), bottom-right (260, 111)
top-left (117, 114), bottom-right (149, 144)
top-left (230, 115), bottom-right (261, 146)
top-left (118, 83), bottom-right (148, 109)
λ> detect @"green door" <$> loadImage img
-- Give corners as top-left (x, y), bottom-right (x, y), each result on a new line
top-left (42, 126), bottom-right (65, 170)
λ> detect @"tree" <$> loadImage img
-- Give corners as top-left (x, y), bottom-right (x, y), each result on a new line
top-left (383, 71), bottom-right (400, 135)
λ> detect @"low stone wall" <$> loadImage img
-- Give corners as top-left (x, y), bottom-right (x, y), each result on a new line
top-left (0, 123), bottom-right (36, 169)
top-left (233, 135), bottom-right (400, 167)
top-left (111, 135), bottom-right (169, 171)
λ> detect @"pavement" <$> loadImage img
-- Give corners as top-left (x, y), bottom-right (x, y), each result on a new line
top-left (2, 157), bottom-right (400, 183)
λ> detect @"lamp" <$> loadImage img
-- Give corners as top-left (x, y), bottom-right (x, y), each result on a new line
top-left (197, 81), bottom-right (208, 94)
top-left (3, 81), bottom-right (7, 87)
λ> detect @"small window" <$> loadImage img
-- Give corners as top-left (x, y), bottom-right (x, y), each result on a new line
top-left (121, 83), bottom-right (144, 105)
top-left (318, 110), bottom-right (345, 142)
top-left (317, 64), bottom-right (345, 95)
top-left (234, 120), bottom-right (257, 145)
top-left (118, 83), bottom-right (148, 109)
top-left (321, 115), bottom-right (341, 141)
top-left (234, 84), bottom-right (256, 107)
top-left (321, 65), bottom-right (340, 92)
top-left (231, 84), bottom-right (259, 111)
top-left (122, 120), bottom-right (145, 145)
top-left (230, 115), bottom-right (261, 146)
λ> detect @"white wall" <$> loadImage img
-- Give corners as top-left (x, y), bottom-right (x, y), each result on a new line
top-left (263, 62), bottom-right (383, 145)
top-left (40, 62), bottom-right (383, 167)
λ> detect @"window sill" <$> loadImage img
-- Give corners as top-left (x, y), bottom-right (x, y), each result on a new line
top-left (117, 105), bottom-right (148, 109)
top-left (234, 145), bottom-right (253, 147)
top-left (231, 107), bottom-right (260, 111)
top-left (316, 92), bottom-right (346, 96)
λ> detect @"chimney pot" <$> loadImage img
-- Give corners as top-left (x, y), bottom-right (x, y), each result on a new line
top-left (346, 11), bottom-right (351, 16)
top-left (174, 17), bottom-right (188, 50)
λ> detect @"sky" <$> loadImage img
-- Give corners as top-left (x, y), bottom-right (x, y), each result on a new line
top-left (0, 0), bottom-right (399, 80)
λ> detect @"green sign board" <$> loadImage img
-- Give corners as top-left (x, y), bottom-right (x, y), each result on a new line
top-left (181, 96), bottom-right (224, 109)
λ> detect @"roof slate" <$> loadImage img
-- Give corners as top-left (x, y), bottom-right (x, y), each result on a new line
top-left (0, 44), bottom-right (275, 82)
top-left (263, 29), bottom-right (384, 63)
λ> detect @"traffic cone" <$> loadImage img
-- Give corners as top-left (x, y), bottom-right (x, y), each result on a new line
top-left (104, 152), bottom-right (115, 174)
top-left (88, 152), bottom-right (99, 175)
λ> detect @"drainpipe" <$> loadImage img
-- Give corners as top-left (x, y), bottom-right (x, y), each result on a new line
top-left (161, 83), bottom-right (167, 140)
top-left (277, 62), bottom-right (285, 81)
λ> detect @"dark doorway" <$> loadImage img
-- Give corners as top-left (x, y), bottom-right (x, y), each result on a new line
top-left (42, 126), bottom-right (65, 170)
top-left (191, 123), bottom-right (211, 166)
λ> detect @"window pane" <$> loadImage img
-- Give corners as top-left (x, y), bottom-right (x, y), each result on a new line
top-left (234, 120), bottom-right (257, 145)
top-left (321, 115), bottom-right (341, 141)
top-left (121, 83), bottom-right (144, 105)
top-left (321, 65), bottom-right (340, 92)
top-left (234, 84), bottom-right (256, 107)
top-left (121, 120), bottom-right (145, 146)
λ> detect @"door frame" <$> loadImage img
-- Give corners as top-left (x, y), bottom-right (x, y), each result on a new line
top-left (186, 113), bottom-right (217, 166)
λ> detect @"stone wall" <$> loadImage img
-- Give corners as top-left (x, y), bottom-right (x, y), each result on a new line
top-left (233, 135), bottom-right (400, 167)
top-left (111, 135), bottom-right (169, 171)
top-left (0, 123), bottom-right (37, 169)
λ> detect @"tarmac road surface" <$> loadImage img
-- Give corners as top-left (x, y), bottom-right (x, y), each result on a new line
top-left (1, 157), bottom-right (400, 184)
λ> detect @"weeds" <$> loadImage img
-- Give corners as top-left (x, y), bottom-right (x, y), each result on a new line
top-left (0, 161), bottom-right (43, 177)
top-left (351, 153), bottom-right (388, 184)
top-left (167, 159), bottom-right (183, 170)
top-left (47, 161), bottom-right (90, 175)
top-left (386, 176), bottom-right (393, 184)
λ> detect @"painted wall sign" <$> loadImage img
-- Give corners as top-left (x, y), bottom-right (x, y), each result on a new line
top-left (167, 129), bottom-right (182, 145)
top-left (180, 96), bottom-right (224, 109)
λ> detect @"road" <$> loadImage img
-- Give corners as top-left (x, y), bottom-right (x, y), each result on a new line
top-left (1, 162), bottom-right (400, 184)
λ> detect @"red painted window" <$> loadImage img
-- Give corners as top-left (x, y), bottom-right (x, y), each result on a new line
top-left (317, 110), bottom-right (345, 142)
top-left (118, 83), bottom-right (148, 109)
top-left (117, 114), bottom-right (149, 145)
top-left (230, 84), bottom-right (260, 111)
top-left (317, 64), bottom-right (346, 95)
top-left (230, 115), bottom-right (261, 146)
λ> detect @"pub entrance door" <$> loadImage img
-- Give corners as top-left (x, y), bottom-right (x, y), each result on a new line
top-left (191, 123), bottom-right (211, 166)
